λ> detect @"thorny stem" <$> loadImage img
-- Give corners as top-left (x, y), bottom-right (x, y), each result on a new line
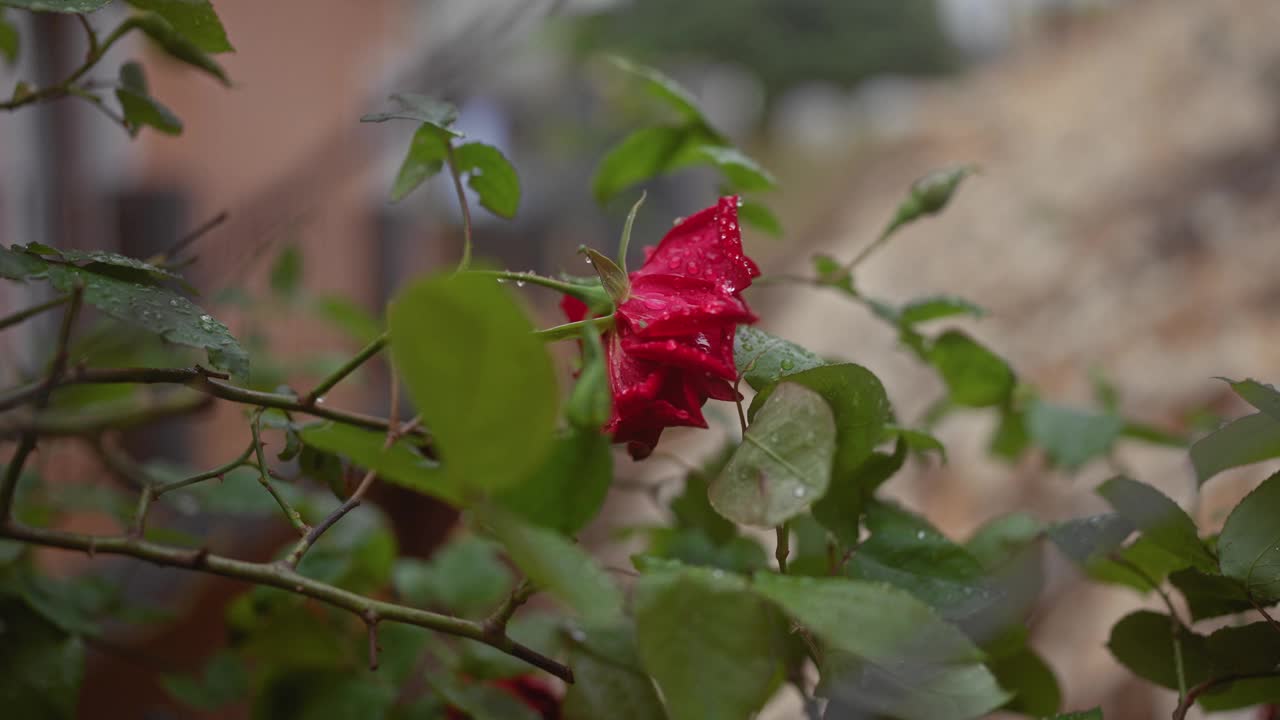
top-left (0, 295), bottom-right (70, 332)
top-left (0, 522), bottom-right (573, 683)
top-left (466, 270), bottom-right (610, 302)
top-left (534, 315), bottom-right (614, 342)
top-left (303, 331), bottom-right (388, 406)
top-left (445, 143), bottom-right (473, 273)
top-left (153, 443), bottom-right (256, 497)
top-left (0, 17), bottom-right (139, 112)
top-left (250, 411), bottom-right (310, 536)
top-left (160, 211), bottom-right (229, 263)
top-left (483, 579), bottom-right (536, 637)
top-left (1172, 673), bottom-right (1280, 720)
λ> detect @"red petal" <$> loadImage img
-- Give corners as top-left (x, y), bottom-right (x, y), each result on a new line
top-left (634, 196), bottom-right (760, 294)
top-left (619, 274), bottom-right (756, 338)
top-left (561, 295), bottom-right (588, 323)
top-left (621, 333), bottom-right (736, 380)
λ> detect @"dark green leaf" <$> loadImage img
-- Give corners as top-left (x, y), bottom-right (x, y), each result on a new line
top-left (749, 363), bottom-right (893, 489)
top-left (710, 382), bottom-right (837, 528)
top-left (391, 536), bottom-right (513, 617)
top-left (669, 455), bottom-right (736, 546)
top-left (389, 123), bottom-right (450, 202)
top-left (966, 513), bottom-right (1042, 571)
top-left (1049, 711), bottom-right (1103, 720)
top-left (1087, 536), bottom-right (1189, 592)
top-left (1096, 476), bottom-right (1214, 572)
top-left (1206, 621), bottom-right (1280, 676)
top-left (606, 55), bottom-right (707, 125)
top-left (298, 423), bottom-right (455, 503)
top-left (811, 438), bottom-right (907, 547)
top-left (733, 325), bottom-right (826, 391)
top-left (736, 200), bottom-right (781, 237)
top-left (360, 93), bottom-right (460, 130)
top-left (1219, 471), bottom-right (1280, 603)
top-left (1190, 412), bottom-right (1280, 486)
top-left (296, 445), bottom-right (344, 499)
top-left (0, 0), bottom-right (110, 11)
top-left (1046, 513), bottom-right (1134, 566)
top-left (1199, 677), bottom-right (1280, 713)
top-left (1106, 610), bottom-right (1210, 689)
top-left (671, 143), bottom-right (775, 192)
top-left (269, 244), bottom-right (301, 297)
top-left (132, 12), bottom-right (228, 84)
top-left (478, 508), bottom-right (622, 625)
top-left (1168, 568), bottom-right (1255, 621)
top-left (1026, 400), bottom-right (1125, 470)
top-left (26, 243), bottom-right (183, 283)
top-left (927, 330), bottom-right (1015, 408)
top-left (592, 125), bottom-right (703, 204)
top-left (635, 569), bottom-right (782, 720)
top-left (563, 626), bottom-right (668, 720)
top-left (388, 272), bottom-right (558, 493)
top-left (453, 141), bottom-right (520, 219)
top-left (1224, 378), bottom-right (1280, 420)
top-left (891, 425), bottom-right (946, 460)
top-left (881, 164), bottom-right (975, 239)
top-left (897, 295), bottom-right (986, 326)
top-left (989, 645), bottom-right (1061, 717)
top-left (989, 405), bottom-right (1031, 460)
top-left (126, 0), bottom-right (232, 53)
top-left (640, 529), bottom-right (768, 574)
top-left (0, 244), bottom-right (48, 280)
top-left (116, 79), bottom-right (182, 136)
top-left (0, 600), bottom-right (85, 720)
top-left (496, 427), bottom-right (612, 535)
top-left (44, 263), bottom-right (247, 378)
top-left (161, 651), bottom-right (248, 711)
top-left (0, 11), bottom-right (19, 65)
top-left (566, 319), bottom-right (610, 431)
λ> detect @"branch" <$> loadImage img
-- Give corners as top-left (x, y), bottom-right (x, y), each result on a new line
top-left (0, 521), bottom-right (573, 683)
top-left (1173, 672), bottom-right (1280, 720)
top-left (445, 143), bottom-right (473, 273)
top-left (1, 391), bottom-right (213, 439)
top-left (0, 367), bottom-right (420, 438)
top-left (0, 16), bottom-right (139, 112)
top-left (0, 295), bottom-right (70, 332)
top-left (483, 579), bottom-right (535, 637)
top-left (251, 411), bottom-right (309, 536)
top-left (302, 331), bottom-right (388, 406)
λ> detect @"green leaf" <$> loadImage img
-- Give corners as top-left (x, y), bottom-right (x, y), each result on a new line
top-left (1087, 536), bottom-right (1189, 592)
top-left (671, 143), bottom-right (775, 192)
top-left (311, 295), bottom-right (381, 345)
top-left (1120, 421), bottom-right (1187, 448)
top-left (563, 625), bottom-right (668, 720)
top-left (388, 272), bottom-right (558, 493)
top-left (1026, 400), bottom-right (1125, 470)
top-left (891, 425), bottom-right (946, 460)
top-left (478, 508), bottom-right (622, 625)
top-left (1049, 711), bottom-right (1103, 720)
top-left (1224, 377), bottom-right (1280, 420)
top-left (294, 505), bottom-right (396, 593)
top-left (736, 200), bottom-right (781, 237)
top-left (1190, 412), bottom-right (1280, 486)
top-left (126, 0), bottom-right (232, 53)
top-left (733, 325), bottom-right (826, 391)
top-left (634, 569), bottom-right (782, 720)
top-left (669, 453), bottom-right (737, 546)
top-left (989, 645), bottom-right (1061, 717)
top-left (606, 55), bottom-right (708, 126)
top-left (989, 405), bottom-right (1031, 460)
top-left (389, 123), bottom-right (450, 202)
top-left (1219, 471), bottom-right (1280, 603)
top-left (566, 318), bottom-right (610, 431)
top-left (269, 244), bottom-right (301, 298)
top-left (581, 247), bottom-right (629, 305)
top-left (430, 680), bottom-right (540, 720)
top-left (391, 536), bottom-right (513, 617)
top-left (0, 0), bottom-right (111, 11)
top-left (965, 513), bottom-right (1042, 571)
top-left (0, 11), bottom-right (19, 65)
top-left (1096, 476), bottom-right (1214, 572)
top-left (116, 61), bottom-right (182, 136)
top-left (25, 244), bottom-right (183, 283)
top-left (0, 600), bottom-right (85, 720)
top-left (1168, 568), bottom-right (1255, 621)
top-left (897, 295), bottom-right (986, 326)
top-left (927, 330), bottom-right (1015, 407)
top-left (1106, 610), bottom-right (1211, 689)
top-left (811, 438), bottom-right (907, 547)
top-left (132, 12), bottom-right (228, 84)
top-left (592, 125), bottom-right (696, 204)
top-left (495, 427), bottom-right (612, 535)
top-left (298, 423), bottom-right (456, 503)
top-left (881, 164), bottom-right (975, 239)
top-left (44, 263), bottom-right (247, 378)
top-left (819, 651), bottom-right (1014, 720)
top-left (1046, 513), bottom-right (1134, 566)
top-left (749, 363), bottom-right (892, 489)
top-left (452, 141), bottom-right (520, 219)
top-left (1199, 677), bottom-right (1280, 713)
top-left (1206, 621), bottom-right (1280, 676)
top-left (161, 651), bottom-right (248, 711)
top-left (360, 93), bottom-right (460, 130)
top-left (709, 383), bottom-right (837, 528)
top-left (0, 244), bottom-right (47, 281)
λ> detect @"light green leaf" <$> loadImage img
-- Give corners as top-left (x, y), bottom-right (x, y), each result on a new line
top-left (1190, 412), bottom-right (1280, 486)
top-left (965, 512), bottom-right (1042, 571)
top-left (897, 295), bottom-right (986, 326)
top-left (311, 295), bottom-right (381, 345)
top-left (453, 141), bottom-right (520, 219)
top-left (126, 0), bottom-right (231, 53)
top-left (1218, 471), bottom-right (1280, 603)
top-left (391, 536), bottom-right (513, 617)
top-left (634, 569), bottom-right (782, 720)
top-left (733, 325), bottom-right (826, 391)
top-left (496, 428), bottom-right (612, 535)
top-left (592, 125), bottom-right (698, 204)
top-left (1027, 400), bottom-right (1124, 470)
top-left (927, 330), bottom-right (1015, 408)
top-left (388, 272), bottom-right (558, 493)
top-left (0, 0), bottom-right (111, 11)
top-left (478, 508), bottom-right (622, 625)
top-left (0, 11), bottom-right (18, 65)
top-left (606, 55), bottom-right (707, 126)
top-left (736, 200), bottom-right (781, 237)
top-left (269, 244), bottom-right (301, 297)
top-left (1086, 536), bottom-right (1189, 592)
top-left (1097, 476), bottom-right (1213, 572)
top-left (298, 423), bottom-right (456, 503)
top-left (44, 263), bottom-right (247, 378)
top-left (360, 93), bottom-right (460, 131)
top-left (132, 11), bottom-right (228, 84)
top-left (671, 143), bottom-right (775, 192)
top-left (710, 383), bottom-right (836, 528)
top-left (1224, 378), bottom-right (1280, 420)
top-left (389, 123), bottom-right (450, 202)
top-left (1049, 711), bottom-right (1103, 720)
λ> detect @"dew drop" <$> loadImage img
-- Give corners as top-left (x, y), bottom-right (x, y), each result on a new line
top-left (515, 279), bottom-right (526, 288)
top-left (780, 358), bottom-right (795, 371)
top-left (711, 569), bottom-right (725, 579)
top-left (169, 299), bottom-right (179, 307)
top-left (314, 396), bottom-right (326, 405)
top-left (584, 256), bottom-right (593, 265)
top-left (496, 278), bottom-right (509, 284)
top-left (916, 530), bottom-right (927, 540)
top-left (673, 216), bottom-right (685, 226)
top-left (793, 486), bottom-right (807, 498)
top-left (686, 261), bottom-right (699, 274)
top-left (569, 628), bottom-right (587, 642)
top-left (199, 314), bottom-right (212, 323)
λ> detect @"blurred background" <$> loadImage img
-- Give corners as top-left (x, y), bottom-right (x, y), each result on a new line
top-left (2, 0), bottom-right (1280, 717)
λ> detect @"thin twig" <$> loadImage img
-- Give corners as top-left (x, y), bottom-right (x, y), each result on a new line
top-left (251, 411), bottom-right (310, 536)
top-left (283, 466), bottom-right (375, 569)
top-left (0, 295), bottom-right (70, 332)
top-left (483, 579), bottom-right (536, 637)
top-left (1251, 597), bottom-right (1280, 636)
top-left (303, 332), bottom-right (388, 406)
top-left (161, 211), bottom-right (229, 262)
top-left (445, 143), bottom-right (473, 273)
top-left (775, 523), bottom-right (790, 574)
top-left (365, 610), bottom-right (381, 671)
top-left (1173, 672), bottom-right (1280, 720)
top-left (0, 522), bottom-right (573, 683)
top-left (153, 443), bottom-right (257, 497)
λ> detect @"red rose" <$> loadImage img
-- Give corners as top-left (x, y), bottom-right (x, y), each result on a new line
top-left (564, 196), bottom-right (759, 459)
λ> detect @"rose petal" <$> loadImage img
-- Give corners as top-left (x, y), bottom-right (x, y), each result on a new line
top-left (633, 195), bottom-right (759, 294)
top-left (619, 274), bottom-right (756, 338)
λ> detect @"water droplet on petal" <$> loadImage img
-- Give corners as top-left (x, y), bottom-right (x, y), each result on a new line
top-left (686, 261), bottom-right (699, 274)
top-left (673, 216), bottom-right (685, 226)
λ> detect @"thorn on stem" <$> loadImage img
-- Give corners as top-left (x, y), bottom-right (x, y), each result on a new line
top-left (364, 610), bottom-right (381, 671)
